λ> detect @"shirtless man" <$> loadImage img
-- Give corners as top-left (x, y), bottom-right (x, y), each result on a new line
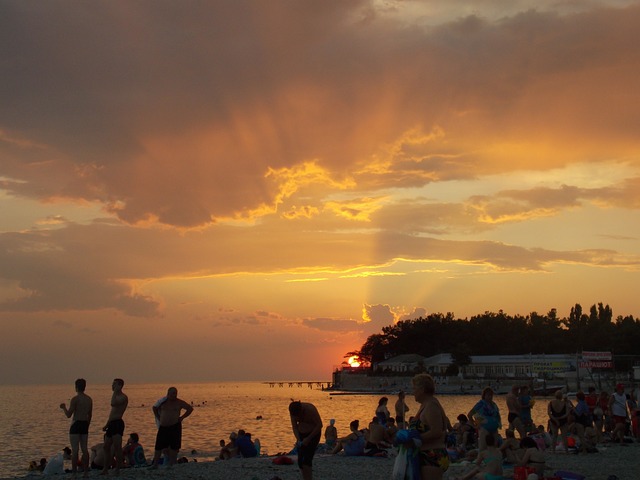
top-left (394, 391), bottom-right (410, 429)
top-left (151, 387), bottom-right (193, 468)
top-left (366, 416), bottom-right (391, 450)
top-left (289, 400), bottom-right (323, 480)
top-left (506, 385), bottom-right (525, 439)
top-left (102, 378), bottom-right (128, 475)
top-left (60, 378), bottom-right (93, 478)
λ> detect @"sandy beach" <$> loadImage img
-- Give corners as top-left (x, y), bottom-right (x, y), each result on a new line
top-left (8, 443), bottom-right (639, 480)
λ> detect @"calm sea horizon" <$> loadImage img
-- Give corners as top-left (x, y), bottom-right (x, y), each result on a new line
top-left (0, 381), bottom-right (552, 478)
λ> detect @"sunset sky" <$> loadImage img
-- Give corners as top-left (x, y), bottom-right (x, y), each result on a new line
top-left (2, 1), bottom-right (640, 385)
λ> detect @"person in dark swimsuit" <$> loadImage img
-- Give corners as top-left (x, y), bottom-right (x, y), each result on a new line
top-left (60, 378), bottom-right (93, 478)
top-left (548, 390), bottom-right (570, 453)
top-left (289, 401), bottom-right (322, 480)
top-left (411, 373), bottom-right (450, 480)
top-left (102, 378), bottom-right (128, 475)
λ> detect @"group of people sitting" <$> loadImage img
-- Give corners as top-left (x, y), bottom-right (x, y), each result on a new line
top-left (31, 434), bottom-right (149, 474)
top-left (446, 415), bottom-right (548, 480)
top-left (325, 417), bottom-right (395, 457)
top-left (448, 383), bottom-right (639, 480)
top-left (89, 433), bottom-right (148, 470)
top-left (321, 395), bottom-right (410, 457)
top-left (217, 429), bottom-right (261, 459)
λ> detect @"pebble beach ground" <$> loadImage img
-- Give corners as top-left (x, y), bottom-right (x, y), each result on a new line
top-left (7, 442), bottom-right (639, 480)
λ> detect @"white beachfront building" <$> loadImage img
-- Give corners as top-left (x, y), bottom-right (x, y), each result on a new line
top-left (374, 353), bottom-right (577, 379)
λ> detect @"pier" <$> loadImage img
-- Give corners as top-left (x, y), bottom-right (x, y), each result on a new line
top-left (263, 381), bottom-right (332, 389)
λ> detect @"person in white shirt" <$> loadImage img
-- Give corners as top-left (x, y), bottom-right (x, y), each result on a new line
top-left (609, 383), bottom-right (630, 443)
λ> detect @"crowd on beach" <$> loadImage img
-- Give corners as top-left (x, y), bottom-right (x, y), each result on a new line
top-left (40, 376), bottom-right (640, 480)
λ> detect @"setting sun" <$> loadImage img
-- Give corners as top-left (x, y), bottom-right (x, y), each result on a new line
top-left (347, 356), bottom-right (361, 368)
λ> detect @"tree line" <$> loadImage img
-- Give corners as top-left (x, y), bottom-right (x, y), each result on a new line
top-left (349, 303), bottom-right (640, 372)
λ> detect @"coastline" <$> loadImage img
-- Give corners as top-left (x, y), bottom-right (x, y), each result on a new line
top-left (7, 443), bottom-right (640, 480)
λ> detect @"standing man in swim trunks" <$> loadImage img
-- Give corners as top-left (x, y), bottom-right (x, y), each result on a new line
top-left (289, 400), bottom-right (323, 480)
top-left (102, 378), bottom-right (128, 475)
top-left (395, 391), bottom-right (410, 429)
top-left (506, 385), bottom-right (525, 439)
top-left (60, 378), bottom-right (93, 478)
top-left (150, 387), bottom-right (193, 468)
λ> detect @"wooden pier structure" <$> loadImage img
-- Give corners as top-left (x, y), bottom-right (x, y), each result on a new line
top-left (263, 381), bottom-right (332, 390)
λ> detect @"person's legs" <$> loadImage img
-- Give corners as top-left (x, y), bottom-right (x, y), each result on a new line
top-left (549, 422), bottom-right (559, 453)
top-left (595, 418), bottom-right (603, 444)
top-left (167, 423), bottom-right (182, 467)
top-left (559, 424), bottom-right (569, 453)
top-left (101, 438), bottom-right (113, 474)
top-left (613, 419), bottom-right (625, 442)
top-left (79, 435), bottom-right (90, 477)
top-left (421, 465), bottom-right (444, 480)
top-left (478, 428), bottom-right (488, 451)
top-left (301, 464), bottom-right (313, 480)
top-left (70, 434), bottom-right (80, 475)
top-left (150, 427), bottom-right (166, 468)
top-left (150, 450), bottom-right (162, 469)
top-left (512, 417), bottom-right (526, 439)
top-left (574, 424), bottom-right (586, 452)
top-left (167, 449), bottom-right (178, 467)
top-left (112, 434), bottom-right (123, 473)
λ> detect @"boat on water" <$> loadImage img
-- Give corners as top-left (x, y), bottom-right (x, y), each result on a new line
top-left (532, 385), bottom-right (565, 396)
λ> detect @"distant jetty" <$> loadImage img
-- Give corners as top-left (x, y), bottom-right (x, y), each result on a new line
top-left (263, 381), bottom-right (332, 389)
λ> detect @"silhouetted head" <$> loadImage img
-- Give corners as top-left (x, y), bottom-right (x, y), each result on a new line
top-left (75, 378), bottom-right (86, 392)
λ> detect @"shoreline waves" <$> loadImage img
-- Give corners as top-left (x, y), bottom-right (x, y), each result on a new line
top-left (5, 443), bottom-right (639, 480)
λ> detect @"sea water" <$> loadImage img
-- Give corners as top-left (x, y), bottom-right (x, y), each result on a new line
top-left (0, 382), bottom-right (552, 478)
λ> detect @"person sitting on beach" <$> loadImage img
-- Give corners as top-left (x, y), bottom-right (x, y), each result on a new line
top-left (567, 414), bottom-right (598, 453)
top-left (324, 419), bottom-right (338, 450)
top-left (376, 397), bottom-right (391, 426)
top-left (385, 417), bottom-right (399, 444)
top-left (218, 432), bottom-right (238, 460)
top-left (331, 420), bottom-right (365, 456)
top-left (90, 443), bottom-right (112, 470)
top-left (235, 429), bottom-right (258, 458)
top-left (499, 429), bottom-right (521, 463)
top-left (122, 433), bottom-right (146, 467)
top-left (453, 432), bottom-right (502, 480)
top-left (529, 424), bottom-right (552, 451)
top-left (517, 436), bottom-right (545, 477)
top-left (215, 439), bottom-right (226, 460)
top-left (365, 417), bottom-right (391, 453)
top-left (454, 414), bottom-right (476, 449)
